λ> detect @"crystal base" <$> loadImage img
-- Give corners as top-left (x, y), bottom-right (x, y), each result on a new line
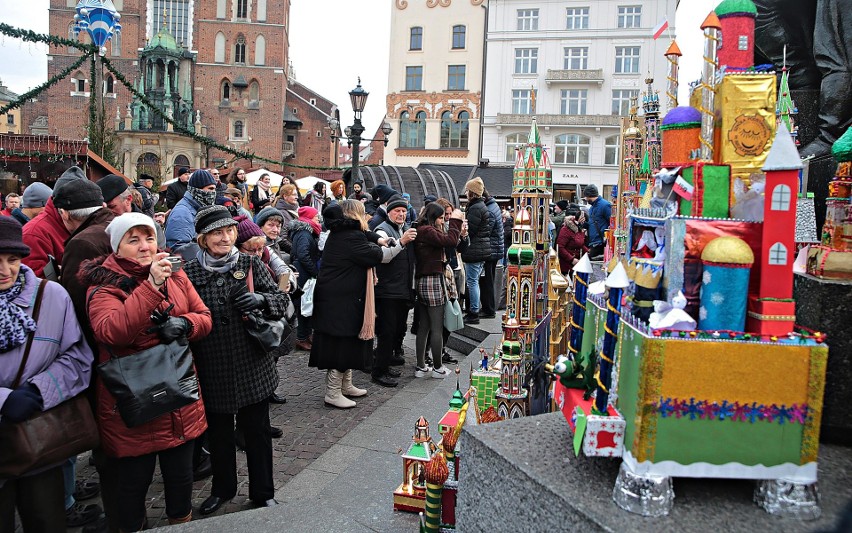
top-left (754, 479), bottom-right (821, 520)
top-left (612, 462), bottom-right (674, 517)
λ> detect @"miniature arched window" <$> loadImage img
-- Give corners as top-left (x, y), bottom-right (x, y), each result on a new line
top-left (505, 132), bottom-right (525, 162)
top-left (509, 278), bottom-right (518, 309)
top-left (221, 79), bottom-right (231, 101)
top-left (605, 135), bottom-right (620, 165)
top-left (770, 184), bottom-right (791, 211)
top-left (554, 134), bottom-right (591, 164)
top-left (498, 403), bottom-right (509, 420)
top-left (768, 242), bottom-right (788, 265)
top-left (214, 32), bottom-right (226, 63)
top-left (255, 35), bottom-right (266, 65)
top-left (104, 75), bottom-right (114, 94)
top-left (512, 365), bottom-right (519, 393)
top-left (216, 0), bottom-right (226, 18)
top-left (520, 279), bottom-right (531, 320)
top-left (136, 152), bottom-right (160, 178)
top-left (510, 404), bottom-right (524, 419)
top-left (234, 34), bottom-right (247, 64)
top-left (538, 204), bottom-right (547, 240)
top-left (399, 111), bottom-right (426, 148)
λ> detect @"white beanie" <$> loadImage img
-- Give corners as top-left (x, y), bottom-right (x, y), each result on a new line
top-left (105, 213), bottom-right (157, 253)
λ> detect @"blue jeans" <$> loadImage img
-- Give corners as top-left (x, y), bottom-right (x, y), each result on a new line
top-left (464, 261), bottom-right (485, 314)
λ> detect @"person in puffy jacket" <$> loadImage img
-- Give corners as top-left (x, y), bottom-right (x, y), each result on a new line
top-left (0, 216), bottom-right (94, 533)
top-left (459, 177), bottom-right (494, 325)
top-left (289, 206), bottom-right (321, 351)
top-left (83, 213), bottom-right (213, 530)
top-left (480, 191), bottom-right (504, 319)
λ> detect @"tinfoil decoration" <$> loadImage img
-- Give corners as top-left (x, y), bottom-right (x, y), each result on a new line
top-left (612, 463), bottom-right (674, 517)
top-left (754, 479), bottom-right (821, 520)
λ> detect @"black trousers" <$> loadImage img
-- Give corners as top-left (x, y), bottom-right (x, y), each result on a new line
top-left (109, 440), bottom-right (195, 531)
top-left (91, 447), bottom-right (122, 533)
top-left (374, 298), bottom-right (409, 376)
top-left (206, 400), bottom-right (274, 503)
top-left (481, 259), bottom-right (498, 315)
top-left (0, 464), bottom-right (65, 533)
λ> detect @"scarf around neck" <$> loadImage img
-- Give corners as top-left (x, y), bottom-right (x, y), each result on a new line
top-left (256, 182), bottom-right (270, 202)
top-left (298, 215), bottom-right (322, 236)
top-left (188, 185), bottom-right (216, 207)
top-left (197, 246), bottom-right (240, 273)
top-left (0, 271), bottom-right (37, 353)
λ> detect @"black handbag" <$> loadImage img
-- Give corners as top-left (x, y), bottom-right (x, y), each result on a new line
top-left (241, 264), bottom-right (291, 353)
top-left (88, 286), bottom-right (200, 428)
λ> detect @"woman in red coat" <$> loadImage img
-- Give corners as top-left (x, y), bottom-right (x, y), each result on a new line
top-left (83, 213), bottom-right (213, 530)
top-left (555, 204), bottom-right (588, 275)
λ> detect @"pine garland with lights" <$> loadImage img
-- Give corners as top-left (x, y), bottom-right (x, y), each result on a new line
top-left (0, 23), bottom-right (93, 51)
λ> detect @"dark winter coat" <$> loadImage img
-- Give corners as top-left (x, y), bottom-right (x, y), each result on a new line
top-left (84, 255), bottom-right (212, 458)
top-left (461, 196), bottom-right (493, 263)
top-left (368, 206), bottom-right (388, 231)
top-left (21, 197), bottom-right (71, 277)
top-left (250, 186), bottom-right (272, 214)
top-left (415, 219), bottom-right (462, 276)
top-left (374, 220), bottom-right (415, 301)
top-left (503, 215), bottom-right (513, 251)
top-left (556, 221), bottom-right (588, 274)
top-left (61, 207), bottom-right (114, 350)
top-left (484, 196), bottom-right (504, 261)
top-left (164, 179), bottom-right (188, 210)
top-left (289, 220), bottom-right (320, 288)
top-left (183, 253), bottom-right (289, 414)
top-left (311, 218), bottom-right (384, 340)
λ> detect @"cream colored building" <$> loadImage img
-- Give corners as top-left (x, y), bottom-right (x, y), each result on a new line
top-left (384, 0), bottom-right (487, 166)
top-left (0, 80), bottom-right (22, 134)
top-left (481, 0), bottom-right (676, 199)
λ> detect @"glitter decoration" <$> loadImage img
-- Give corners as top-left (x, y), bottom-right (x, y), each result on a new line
top-left (754, 479), bottom-right (821, 520)
top-left (612, 462), bottom-right (674, 517)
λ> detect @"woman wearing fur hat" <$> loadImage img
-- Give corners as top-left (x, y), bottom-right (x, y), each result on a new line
top-left (0, 216), bottom-right (94, 532)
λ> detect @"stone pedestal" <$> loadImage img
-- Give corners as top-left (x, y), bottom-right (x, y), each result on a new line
top-left (794, 273), bottom-right (852, 445)
top-left (457, 412), bottom-right (852, 532)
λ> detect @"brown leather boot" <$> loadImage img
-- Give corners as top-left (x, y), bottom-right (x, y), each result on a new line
top-left (168, 511), bottom-right (192, 525)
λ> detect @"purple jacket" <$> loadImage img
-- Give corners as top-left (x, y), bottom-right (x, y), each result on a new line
top-left (0, 266), bottom-right (93, 418)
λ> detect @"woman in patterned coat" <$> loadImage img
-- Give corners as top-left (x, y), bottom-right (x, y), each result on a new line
top-left (183, 205), bottom-right (290, 515)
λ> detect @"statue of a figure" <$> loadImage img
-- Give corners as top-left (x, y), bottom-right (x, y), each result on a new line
top-left (754, 0), bottom-right (852, 158)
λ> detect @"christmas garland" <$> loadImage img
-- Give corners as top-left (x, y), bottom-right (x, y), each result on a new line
top-left (0, 23), bottom-right (93, 51)
top-left (0, 53), bottom-right (90, 116)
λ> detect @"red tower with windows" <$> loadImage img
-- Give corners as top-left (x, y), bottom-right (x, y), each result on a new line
top-left (715, 0), bottom-right (757, 69)
top-left (747, 123), bottom-right (801, 334)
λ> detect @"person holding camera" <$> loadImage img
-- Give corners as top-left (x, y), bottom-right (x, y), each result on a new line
top-left (83, 213), bottom-right (213, 530)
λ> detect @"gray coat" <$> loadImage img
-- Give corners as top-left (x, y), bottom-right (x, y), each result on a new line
top-left (183, 253), bottom-right (289, 414)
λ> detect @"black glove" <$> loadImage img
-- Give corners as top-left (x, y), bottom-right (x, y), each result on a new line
top-left (1, 383), bottom-right (43, 422)
top-left (234, 292), bottom-right (267, 313)
top-left (147, 317), bottom-right (191, 344)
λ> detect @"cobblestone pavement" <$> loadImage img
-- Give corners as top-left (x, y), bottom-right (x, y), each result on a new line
top-left (67, 344), bottom-right (418, 531)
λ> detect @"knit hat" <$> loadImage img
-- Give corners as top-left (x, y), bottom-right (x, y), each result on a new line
top-left (464, 177), bottom-right (485, 197)
top-left (255, 206), bottom-right (284, 227)
top-left (215, 195), bottom-right (239, 216)
top-left (53, 178), bottom-right (104, 210)
top-left (195, 205), bottom-right (237, 235)
top-left (234, 215), bottom-right (265, 245)
top-left (21, 182), bottom-right (52, 208)
top-left (556, 200), bottom-right (569, 212)
top-left (386, 195), bottom-right (409, 213)
top-left (371, 184), bottom-right (397, 205)
top-left (583, 184), bottom-right (599, 198)
top-left (188, 169), bottom-right (215, 189)
top-left (178, 167), bottom-right (191, 177)
top-left (97, 174), bottom-right (129, 203)
top-left (402, 193), bottom-right (411, 201)
top-left (53, 166), bottom-right (87, 194)
top-left (0, 216), bottom-right (31, 257)
top-left (423, 194), bottom-right (438, 204)
top-left (105, 212), bottom-right (156, 253)
top-left (298, 206), bottom-right (319, 220)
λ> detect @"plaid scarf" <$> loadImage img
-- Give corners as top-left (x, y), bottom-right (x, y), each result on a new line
top-left (0, 272), bottom-right (37, 353)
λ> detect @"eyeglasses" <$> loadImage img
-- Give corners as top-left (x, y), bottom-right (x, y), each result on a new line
top-left (241, 246), bottom-right (264, 254)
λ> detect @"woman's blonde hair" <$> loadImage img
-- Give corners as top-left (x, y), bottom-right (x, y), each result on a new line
top-left (339, 199), bottom-right (369, 231)
top-left (281, 184), bottom-right (296, 197)
top-left (197, 225), bottom-right (237, 250)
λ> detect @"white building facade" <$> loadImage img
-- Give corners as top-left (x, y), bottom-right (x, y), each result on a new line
top-left (481, 0), bottom-right (676, 200)
top-left (384, 0), bottom-right (488, 166)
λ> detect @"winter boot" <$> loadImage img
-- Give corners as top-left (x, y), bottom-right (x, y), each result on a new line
top-left (324, 370), bottom-right (356, 409)
top-left (341, 369), bottom-right (368, 397)
top-left (168, 512), bottom-right (192, 525)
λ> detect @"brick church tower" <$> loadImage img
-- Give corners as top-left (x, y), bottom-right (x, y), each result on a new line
top-left (40, 0), bottom-right (289, 175)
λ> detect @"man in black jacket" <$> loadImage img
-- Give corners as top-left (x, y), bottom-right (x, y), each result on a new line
top-left (164, 167), bottom-right (190, 210)
top-left (480, 190), bottom-right (504, 319)
top-left (372, 196), bottom-right (418, 386)
top-left (460, 177), bottom-right (494, 325)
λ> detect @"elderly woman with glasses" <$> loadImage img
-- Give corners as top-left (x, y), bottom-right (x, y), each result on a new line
top-left (183, 206), bottom-right (290, 514)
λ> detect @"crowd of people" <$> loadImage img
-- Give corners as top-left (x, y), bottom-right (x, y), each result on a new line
top-left (0, 164), bottom-right (609, 531)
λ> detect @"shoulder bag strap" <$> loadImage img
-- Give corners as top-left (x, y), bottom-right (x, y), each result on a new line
top-left (11, 279), bottom-right (48, 389)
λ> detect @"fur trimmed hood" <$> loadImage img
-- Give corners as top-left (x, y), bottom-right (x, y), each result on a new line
top-left (80, 255), bottom-right (140, 294)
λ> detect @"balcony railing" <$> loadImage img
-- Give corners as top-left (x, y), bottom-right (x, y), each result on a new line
top-left (496, 113), bottom-right (620, 127)
top-left (545, 69), bottom-right (605, 85)
top-left (282, 141), bottom-right (295, 158)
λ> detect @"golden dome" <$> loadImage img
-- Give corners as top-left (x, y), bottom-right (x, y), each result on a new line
top-left (701, 236), bottom-right (754, 265)
top-left (514, 209), bottom-right (531, 226)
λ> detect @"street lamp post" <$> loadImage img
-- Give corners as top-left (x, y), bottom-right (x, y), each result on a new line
top-left (328, 78), bottom-right (393, 181)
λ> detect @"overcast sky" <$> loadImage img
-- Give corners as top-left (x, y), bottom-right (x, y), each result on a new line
top-left (2, 0), bottom-right (718, 137)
